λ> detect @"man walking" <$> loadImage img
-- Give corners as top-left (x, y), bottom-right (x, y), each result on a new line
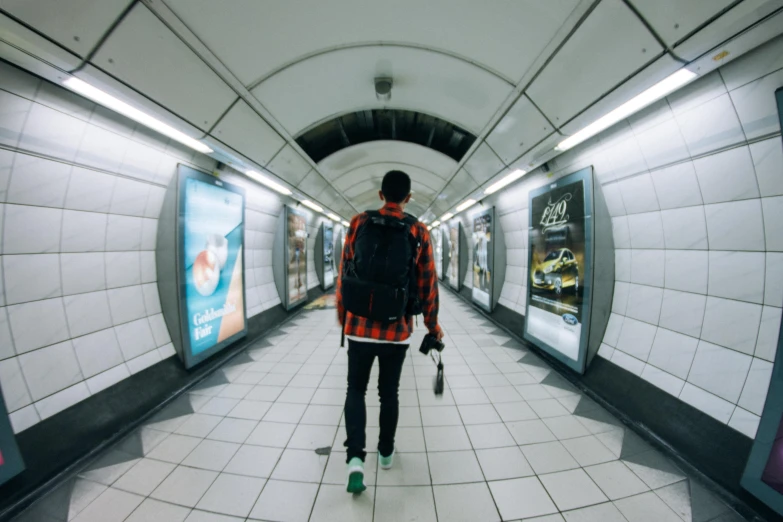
top-left (336, 170), bottom-right (443, 493)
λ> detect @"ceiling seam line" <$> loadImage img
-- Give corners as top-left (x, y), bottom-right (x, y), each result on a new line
top-left (0, 7), bottom-right (82, 65)
top-left (244, 41), bottom-right (516, 91)
top-left (620, 0), bottom-right (687, 64)
top-left (670, 0), bottom-right (746, 53)
top-left (71, 0), bottom-right (140, 74)
top-left (205, 96), bottom-right (241, 135)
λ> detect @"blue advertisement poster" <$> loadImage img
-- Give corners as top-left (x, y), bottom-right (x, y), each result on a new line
top-left (180, 169), bottom-right (247, 363)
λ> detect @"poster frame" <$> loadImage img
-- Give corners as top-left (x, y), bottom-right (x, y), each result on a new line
top-left (0, 388), bottom-right (24, 486)
top-left (321, 221), bottom-right (335, 291)
top-left (471, 207), bottom-right (495, 313)
top-left (523, 167), bottom-right (594, 373)
top-left (176, 165), bottom-right (247, 369)
top-left (447, 220), bottom-right (462, 291)
top-left (284, 205), bottom-right (309, 310)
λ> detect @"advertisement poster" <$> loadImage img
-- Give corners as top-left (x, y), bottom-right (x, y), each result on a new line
top-left (525, 168), bottom-right (593, 367)
top-left (287, 207), bottom-right (308, 307)
top-left (323, 223), bottom-right (334, 289)
top-left (472, 208), bottom-right (494, 311)
top-left (433, 226), bottom-right (443, 280)
top-left (448, 221), bottom-right (461, 290)
top-left (181, 174), bottom-right (246, 359)
top-left (0, 389), bottom-right (24, 486)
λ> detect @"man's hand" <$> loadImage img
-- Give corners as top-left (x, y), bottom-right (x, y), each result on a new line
top-left (433, 329), bottom-right (444, 341)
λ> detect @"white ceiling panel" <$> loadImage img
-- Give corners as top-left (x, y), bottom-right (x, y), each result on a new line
top-left (438, 169), bottom-right (479, 208)
top-left (251, 46), bottom-right (514, 136)
top-left (628, 0), bottom-right (736, 46)
top-left (212, 100), bottom-right (285, 167)
top-left (297, 169), bottom-right (330, 197)
top-left (334, 164), bottom-right (446, 195)
top-left (464, 141), bottom-right (506, 186)
top-left (319, 141), bottom-right (457, 182)
top-left (165, 0), bottom-right (581, 85)
top-left (0, 0), bottom-right (132, 57)
top-left (91, 3), bottom-right (236, 132)
top-left (527, 0), bottom-right (663, 126)
top-left (486, 95), bottom-right (554, 164)
top-left (267, 144), bottom-right (311, 186)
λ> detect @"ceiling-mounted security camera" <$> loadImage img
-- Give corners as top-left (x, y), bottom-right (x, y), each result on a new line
top-left (375, 77), bottom-right (392, 101)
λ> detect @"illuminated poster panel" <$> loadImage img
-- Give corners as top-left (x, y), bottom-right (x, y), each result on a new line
top-left (178, 166), bottom-right (246, 368)
top-left (524, 167), bottom-right (593, 372)
top-left (433, 226), bottom-right (443, 280)
top-left (323, 222), bottom-right (335, 290)
top-left (448, 221), bottom-right (461, 291)
top-left (286, 206), bottom-right (308, 308)
top-left (472, 207), bottom-right (494, 312)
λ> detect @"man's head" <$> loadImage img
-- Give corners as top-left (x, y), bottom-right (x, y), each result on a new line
top-left (379, 170), bottom-right (412, 207)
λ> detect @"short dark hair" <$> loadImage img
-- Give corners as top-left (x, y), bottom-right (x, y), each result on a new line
top-left (381, 170), bottom-right (411, 203)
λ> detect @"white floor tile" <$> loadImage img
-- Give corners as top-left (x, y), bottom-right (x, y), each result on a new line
top-left (475, 446), bottom-right (535, 481)
top-left (124, 498), bottom-right (190, 522)
top-left (433, 483), bottom-right (501, 522)
top-left (451, 388), bottom-right (491, 405)
top-left (287, 424), bottom-right (338, 450)
top-left (174, 414), bottom-right (222, 438)
top-left (458, 404), bottom-right (502, 425)
top-left (562, 435), bottom-right (618, 466)
top-left (245, 421), bottom-right (296, 448)
top-left (521, 441), bottom-right (581, 475)
top-left (146, 434), bottom-right (202, 464)
top-left (420, 405), bottom-right (463, 426)
top-left (561, 502), bottom-right (628, 522)
top-left (263, 402), bottom-right (307, 423)
top-left (506, 419), bottom-right (557, 445)
top-left (614, 491), bottom-right (683, 521)
top-left (245, 385), bottom-right (284, 401)
top-left (223, 445), bottom-right (282, 478)
top-left (309, 484), bottom-right (375, 522)
top-left (423, 426), bottom-right (472, 451)
top-left (494, 401), bottom-right (539, 422)
top-left (584, 461), bottom-right (650, 500)
top-left (207, 418), bottom-right (258, 444)
top-left (227, 400), bottom-right (272, 421)
top-left (301, 404), bottom-right (344, 425)
top-left (198, 397), bottom-right (240, 416)
top-left (271, 448), bottom-right (328, 482)
top-left (540, 469), bottom-right (609, 511)
top-left (428, 450), bottom-right (485, 484)
top-left (185, 510), bottom-right (244, 522)
top-left (465, 423), bottom-right (516, 449)
top-left (71, 487), bottom-right (145, 522)
top-left (150, 466), bottom-right (218, 508)
top-left (182, 440), bottom-right (240, 472)
top-left (196, 473), bottom-right (265, 518)
top-left (113, 458), bottom-right (175, 496)
top-left (623, 450), bottom-right (686, 489)
top-left (488, 477), bottom-right (558, 520)
top-left (543, 416), bottom-right (591, 440)
top-left (374, 486), bottom-right (437, 522)
top-left (376, 452), bottom-right (431, 486)
top-left (248, 480), bottom-right (318, 522)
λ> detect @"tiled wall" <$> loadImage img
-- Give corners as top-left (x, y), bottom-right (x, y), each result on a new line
top-left (492, 35), bottom-right (783, 440)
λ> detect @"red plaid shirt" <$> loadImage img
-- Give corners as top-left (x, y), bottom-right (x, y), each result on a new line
top-left (336, 202), bottom-right (441, 342)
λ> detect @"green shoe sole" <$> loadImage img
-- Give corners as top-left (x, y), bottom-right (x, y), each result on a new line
top-left (347, 471), bottom-right (367, 494)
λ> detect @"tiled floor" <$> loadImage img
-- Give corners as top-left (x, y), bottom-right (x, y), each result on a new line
top-left (15, 292), bottom-right (747, 522)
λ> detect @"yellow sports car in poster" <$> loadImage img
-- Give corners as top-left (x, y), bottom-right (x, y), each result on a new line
top-left (531, 248), bottom-right (579, 295)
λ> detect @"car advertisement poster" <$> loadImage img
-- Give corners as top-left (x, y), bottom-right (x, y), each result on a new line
top-left (323, 222), bottom-right (335, 289)
top-left (448, 221), bottom-right (461, 290)
top-left (181, 171), bottom-right (246, 363)
top-left (472, 208), bottom-right (494, 311)
top-left (525, 168), bottom-right (593, 366)
top-left (287, 207), bottom-right (308, 307)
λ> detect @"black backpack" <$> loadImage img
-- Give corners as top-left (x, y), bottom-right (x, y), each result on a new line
top-left (341, 211), bottom-right (422, 329)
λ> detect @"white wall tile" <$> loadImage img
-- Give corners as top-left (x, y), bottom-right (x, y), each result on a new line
top-left (3, 254), bottom-right (62, 304)
top-left (664, 250), bottom-right (708, 294)
top-left (668, 71), bottom-right (726, 115)
top-left (140, 252), bottom-right (156, 284)
top-left (762, 196), bottom-right (783, 251)
top-left (749, 138), bottom-right (783, 197)
top-left (601, 182), bottom-right (626, 217)
top-left (641, 364), bottom-right (685, 397)
top-left (0, 357), bottom-right (31, 411)
top-left (105, 251), bottom-right (141, 289)
top-left (720, 36), bottom-right (783, 91)
top-left (3, 204), bottom-right (62, 254)
top-left (765, 253), bottom-right (783, 307)
top-left (615, 250), bottom-right (631, 282)
top-left (106, 215), bottom-right (143, 251)
top-left (603, 135), bottom-right (648, 179)
top-left (0, 91), bottom-right (32, 148)
top-left (19, 341), bottom-right (83, 401)
top-left (647, 327), bottom-right (699, 380)
top-left (625, 284), bottom-right (663, 325)
top-left (627, 212), bottom-right (664, 249)
top-left (610, 350), bottom-right (645, 376)
top-left (18, 103), bottom-right (87, 162)
top-left (630, 250), bottom-right (665, 287)
top-left (679, 383), bottom-right (734, 423)
top-left (64, 166), bottom-right (115, 213)
top-left (598, 343), bottom-right (615, 359)
top-left (738, 358), bottom-right (773, 416)
top-left (603, 314), bottom-right (624, 347)
top-left (629, 98), bottom-right (674, 133)
top-left (650, 162), bottom-right (703, 210)
top-left (145, 187), bottom-right (166, 219)
top-left (75, 125), bottom-right (128, 173)
top-left (140, 218), bottom-right (158, 251)
top-left (635, 118), bottom-right (690, 169)
top-left (617, 174), bottom-right (659, 214)
top-left (9, 404), bottom-right (40, 434)
top-left (616, 317), bottom-right (657, 361)
top-left (107, 286), bottom-right (146, 325)
top-left (35, 81), bottom-right (93, 119)
top-left (728, 407), bottom-right (760, 439)
top-left (612, 217), bottom-right (631, 249)
top-left (120, 140), bottom-right (163, 183)
top-left (158, 343), bottom-right (176, 360)
top-left (35, 382), bottom-right (90, 420)
top-left (660, 206), bottom-right (707, 250)
top-left (676, 94), bottom-right (745, 157)
top-left (110, 178), bottom-right (150, 217)
top-left (86, 363), bottom-right (130, 395)
top-left (72, 328), bottom-right (124, 379)
top-left (61, 253), bottom-right (106, 295)
top-left (700, 297), bottom-right (762, 355)
top-left (612, 281), bottom-right (630, 315)
top-left (0, 149), bottom-right (13, 202)
top-left (64, 291), bottom-right (113, 337)
top-left (6, 155), bottom-right (71, 208)
top-left (148, 314), bottom-right (171, 347)
top-left (693, 146), bottom-right (760, 204)
top-left (704, 200), bottom-right (765, 251)
top-left (687, 341), bottom-right (752, 403)
top-left (729, 69), bottom-right (783, 140)
top-left (61, 210), bottom-right (107, 253)
top-left (142, 283), bottom-right (162, 316)
top-left (115, 318), bottom-right (157, 361)
top-left (707, 251), bottom-right (765, 304)
top-left (0, 308), bottom-right (14, 360)
top-left (658, 289), bottom-right (706, 339)
top-left (126, 349), bottom-right (162, 375)
top-left (7, 298), bottom-right (70, 353)
top-left (755, 306), bottom-right (782, 362)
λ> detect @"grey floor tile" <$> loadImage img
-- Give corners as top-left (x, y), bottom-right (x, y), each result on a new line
top-left (433, 483), bottom-right (501, 522)
top-left (488, 477), bottom-right (558, 520)
top-left (77, 449), bottom-right (140, 486)
top-left (113, 458), bottom-right (176, 496)
top-left (245, 421), bottom-right (296, 448)
top-left (515, 384), bottom-right (554, 401)
top-left (150, 466), bottom-right (218, 507)
top-left (376, 452), bottom-right (431, 486)
top-left (584, 461), bottom-right (649, 500)
top-left (561, 502), bottom-right (627, 522)
top-left (287, 424), bottom-right (338, 450)
top-left (124, 498), bottom-right (190, 522)
top-left (614, 491), bottom-right (683, 522)
top-left (374, 486), bottom-right (437, 522)
top-left (654, 479), bottom-right (733, 522)
top-left (71, 487), bottom-right (144, 522)
top-left (182, 440), bottom-right (240, 472)
top-left (539, 469), bottom-right (608, 511)
top-left (475, 446), bottom-right (535, 480)
top-left (146, 434), bottom-right (202, 464)
top-left (271, 448), bottom-right (328, 482)
top-left (196, 473), bottom-right (265, 518)
top-left (309, 484), bottom-right (375, 522)
top-left (207, 417), bottom-right (258, 444)
top-left (507, 419), bottom-right (558, 445)
top-left (175, 414), bottom-right (223, 438)
top-left (223, 445), bottom-right (282, 478)
top-left (248, 480), bottom-right (318, 522)
top-left (465, 422), bottom-right (516, 449)
top-left (428, 450), bottom-right (485, 484)
top-left (226, 399), bottom-right (272, 421)
top-left (623, 450), bottom-right (687, 489)
top-left (423, 425), bottom-right (473, 451)
top-left (521, 441), bottom-right (580, 475)
top-left (185, 511), bottom-right (244, 522)
top-left (562, 435), bottom-right (618, 467)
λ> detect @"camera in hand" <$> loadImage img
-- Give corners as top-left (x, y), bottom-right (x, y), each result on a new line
top-left (419, 334), bottom-right (445, 396)
top-left (419, 333), bottom-right (444, 356)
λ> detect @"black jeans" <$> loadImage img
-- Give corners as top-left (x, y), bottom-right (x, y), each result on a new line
top-left (344, 340), bottom-right (408, 463)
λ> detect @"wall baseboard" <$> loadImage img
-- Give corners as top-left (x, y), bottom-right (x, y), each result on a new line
top-left (446, 287), bottom-right (781, 522)
top-left (0, 286), bottom-right (325, 522)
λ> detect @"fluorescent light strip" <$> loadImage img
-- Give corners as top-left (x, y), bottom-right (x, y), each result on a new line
top-left (326, 213), bottom-right (341, 221)
top-left (440, 212), bottom-right (454, 221)
top-left (431, 220), bottom-right (441, 227)
top-left (456, 199), bottom-right (477, 212)
top-left (485, 169), bottom-right (527, 195)
top-left (427, 225), bottom-right (432, 231)
top-left (63, 77), bottom-right (213, 154)
top-left (556, 68), bottom-right (697, 153)
top-left (341, 220), bottom-right (350, 227)
top-left (246, 170), bottom-right (292, 195)
top-left (302, 200), bottom-right (323, 212)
